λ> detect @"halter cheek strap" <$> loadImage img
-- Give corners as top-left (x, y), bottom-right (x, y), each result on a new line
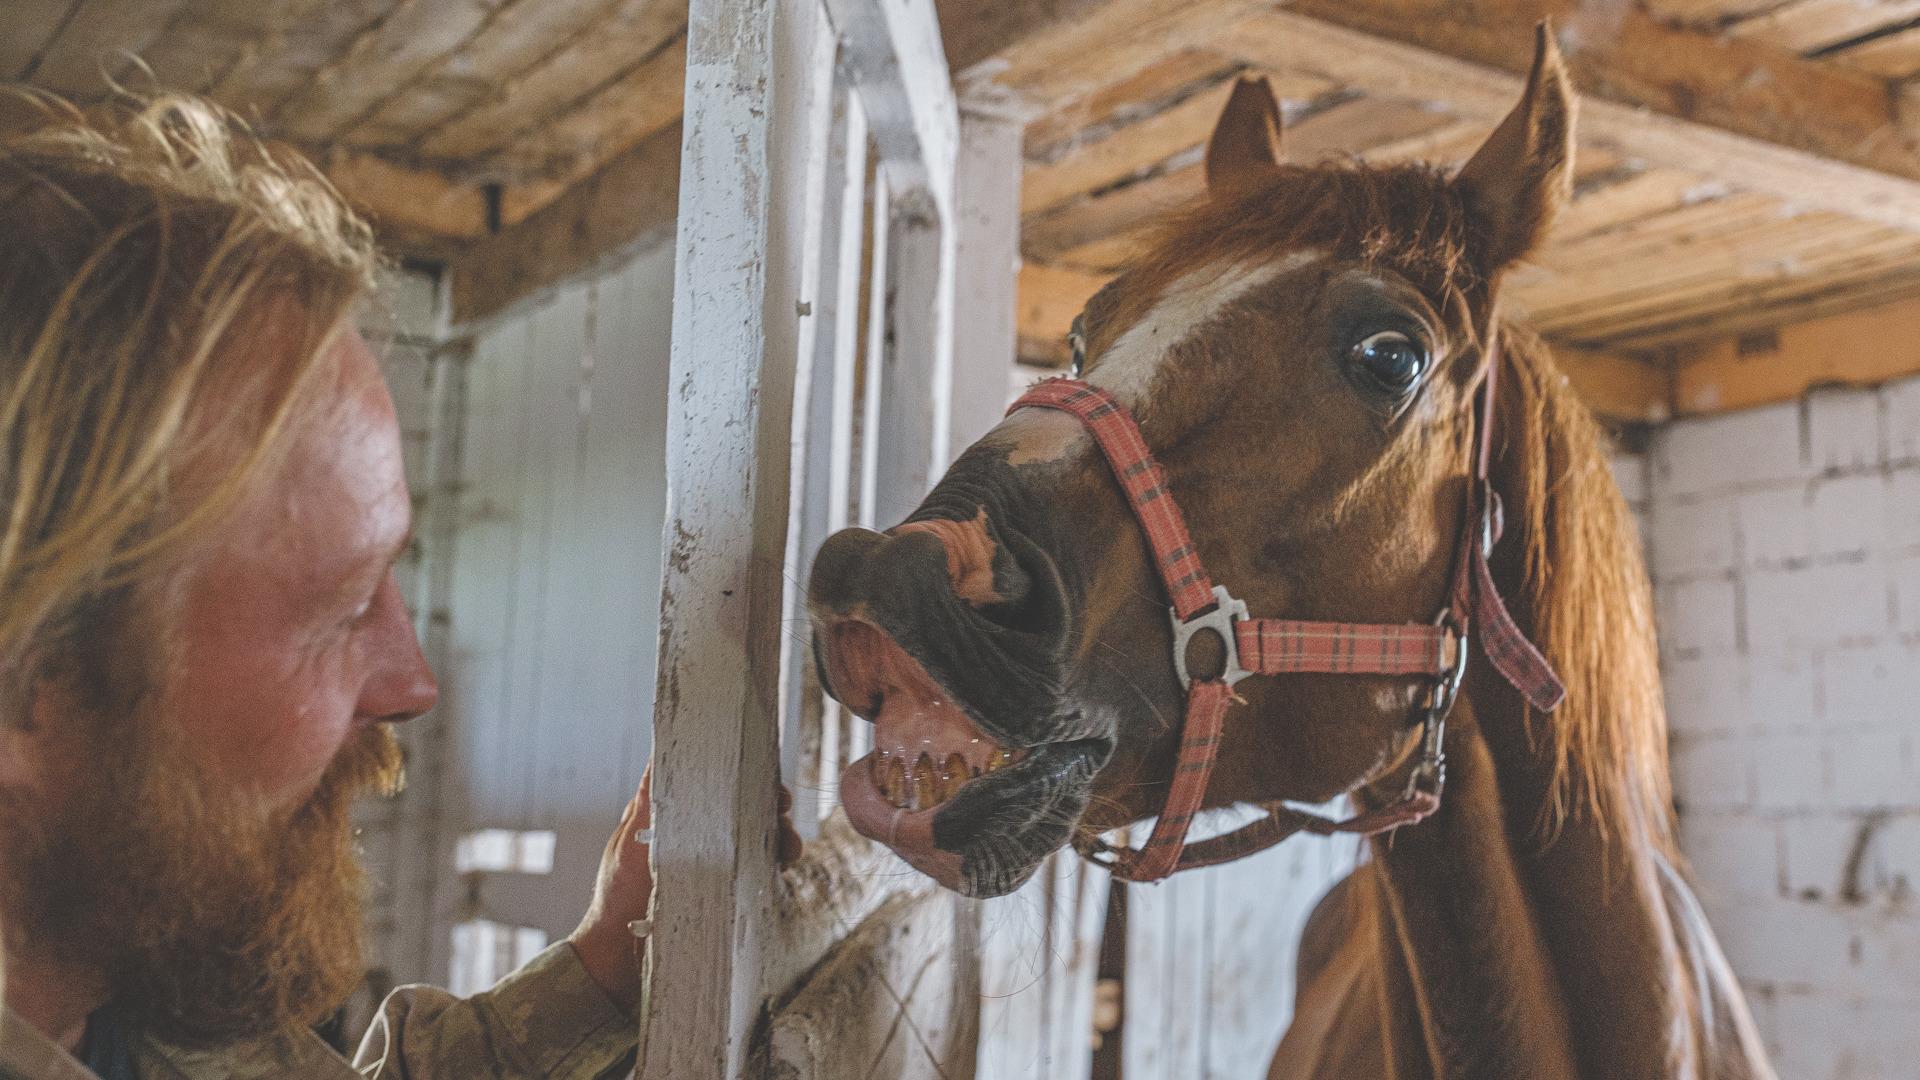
top-left (1007, 332), bottom-right (1564, 883)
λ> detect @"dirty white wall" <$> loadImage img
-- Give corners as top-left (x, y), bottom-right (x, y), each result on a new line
top-left (1647, 377), bottom-right (1920, 1080)
top-left (421, 239), bottom-right (675, 983)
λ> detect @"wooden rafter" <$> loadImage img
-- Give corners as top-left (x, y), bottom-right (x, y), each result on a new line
top-left (1674, 292), bottom-right (1920, 414)
top-left (447, 120), bottom-right (683, 324)
top-left (0, 0), bottom-right (84, 83)
top-left (418, 0), bottom-right (686, 163)
top-left (1207, 9), bottom-right (1920, 233)
top-left (1284, 0), bottom-right (1919, 172)
top-left (346, 0), bottom-right (643, 146)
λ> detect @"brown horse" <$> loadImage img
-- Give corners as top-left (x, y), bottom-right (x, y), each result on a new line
top-left (808, 30), bottom-right (1774, 1079)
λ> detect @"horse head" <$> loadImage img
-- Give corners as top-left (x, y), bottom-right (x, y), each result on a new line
top-left (808, 30), bottom-right (1576, 897)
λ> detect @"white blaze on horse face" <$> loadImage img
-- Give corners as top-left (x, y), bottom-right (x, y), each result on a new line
top-left (1002, 407), bottom-right (1085, 467)
top-left (1086, 250), bottom-right (1325, 407)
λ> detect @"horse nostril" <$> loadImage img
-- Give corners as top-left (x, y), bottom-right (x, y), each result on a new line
top-left (972, 529), bottom-right (1065, 638)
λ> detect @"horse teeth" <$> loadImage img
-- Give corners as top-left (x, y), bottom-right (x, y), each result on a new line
top-left (986, 748), bottom-right (1010, 773)
top-left (914, 754), bottom-right (938, 811)
top-left (885, 757), bottom-right (908, 808)
top-left (944, 753), bottom-right (968, 799)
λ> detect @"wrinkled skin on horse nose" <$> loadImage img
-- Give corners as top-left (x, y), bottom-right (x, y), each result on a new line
top-left (807, 434), bottom-right (1120, 896)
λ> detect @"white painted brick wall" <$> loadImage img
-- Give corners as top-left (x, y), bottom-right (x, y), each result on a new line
top-left (1649, 372), bottom-right (1920, 1080)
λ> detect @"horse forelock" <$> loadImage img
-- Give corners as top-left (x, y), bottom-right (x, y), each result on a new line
top-left (1116, 162), bottom-right (1484, 326)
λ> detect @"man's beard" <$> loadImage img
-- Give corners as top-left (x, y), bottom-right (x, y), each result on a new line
top-left (3, 706), bottom-right (404, 1047)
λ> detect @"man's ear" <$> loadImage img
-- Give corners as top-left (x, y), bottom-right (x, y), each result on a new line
top-left (1205, 77), bottom-right (1284, 191)
top-left (1456, 23), bottom-right (1577, 272)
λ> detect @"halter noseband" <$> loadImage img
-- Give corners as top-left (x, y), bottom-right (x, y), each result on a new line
top-left (1008, 321), bottom-right (1565, 883)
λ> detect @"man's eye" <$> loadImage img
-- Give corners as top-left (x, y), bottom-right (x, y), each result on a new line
top-left (1349, 330), bottom-right (1427, 392)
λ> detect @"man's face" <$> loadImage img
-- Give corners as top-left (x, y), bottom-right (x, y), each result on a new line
top-left (2, 328), bottom-right (438, 1043)
top-left (166, 328), bottom-right (438, 808)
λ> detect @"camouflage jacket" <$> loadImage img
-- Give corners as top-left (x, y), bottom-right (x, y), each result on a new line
top-left (0, 943), bottom-right (641, 1080)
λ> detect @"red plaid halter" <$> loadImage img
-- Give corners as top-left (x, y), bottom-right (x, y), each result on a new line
top-left (1008, 334), bottom-right (1565, 883)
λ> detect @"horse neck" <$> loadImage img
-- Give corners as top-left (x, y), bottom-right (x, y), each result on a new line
top-left (1362, 681), bottom-right (1700, 1080)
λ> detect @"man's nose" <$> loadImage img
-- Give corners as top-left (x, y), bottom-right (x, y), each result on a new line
top-left (358, 572), bottom-right (440, 723)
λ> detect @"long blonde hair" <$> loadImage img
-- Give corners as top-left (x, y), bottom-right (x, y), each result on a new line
top-left (0, 90), bottom-right (377, 687)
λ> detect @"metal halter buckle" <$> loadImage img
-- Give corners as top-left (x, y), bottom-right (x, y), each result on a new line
top-left (1408, 613), bottom-right (1469, 800)
top-left (1170, 585), bottom-right (1252, 690)
top-left (1406, 712), bottom-right (1449, 800)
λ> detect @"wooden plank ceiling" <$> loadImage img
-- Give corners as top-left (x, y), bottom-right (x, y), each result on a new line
top-left (2, 0), bottom-right (689, 248)
top-left (987, 0), bottom-right (1920, 391)
top-left (10, 0), bottom-right (1920, 406)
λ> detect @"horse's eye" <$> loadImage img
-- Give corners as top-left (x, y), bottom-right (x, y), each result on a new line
top-left (1349, 330), bottom-right (1427, 392)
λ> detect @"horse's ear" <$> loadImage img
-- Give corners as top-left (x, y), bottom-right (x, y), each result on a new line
top-left (1457, 23), bottom-right (1576, 271)
top-left (1205, 77), bottom-right (1283, 191)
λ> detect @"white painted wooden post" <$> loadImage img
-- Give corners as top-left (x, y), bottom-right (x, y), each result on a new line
top-left (871, 194), bottom-right (957, 520)
top-left (783, 79), bottom-right (870, 834)
top-left (778, 36), bottom-right (850, 840)
top-left (857, 165), bottom-right (892, 536)
top-left (949, 105), bottom-right (1027, 456)
top-left (825, 0), bottom-right (961, 522)
top-left (640, 0), bottom-right (830, 1073)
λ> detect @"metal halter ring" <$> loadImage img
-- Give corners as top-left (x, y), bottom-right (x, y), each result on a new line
top-left (1170, 585), bottom-right (1253, 690)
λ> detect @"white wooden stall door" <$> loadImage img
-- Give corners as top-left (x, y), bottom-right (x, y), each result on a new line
top-left (642, 0), bottom-right (986, 1076)
top-left (1123, 835), bottom-right (1357, 1079)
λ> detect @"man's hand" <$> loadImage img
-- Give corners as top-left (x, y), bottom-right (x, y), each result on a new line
top-left (568, 766), bottom-right (804, 1010)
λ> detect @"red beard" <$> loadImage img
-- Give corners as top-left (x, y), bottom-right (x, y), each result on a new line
top-left (4, 712), bottom-right (403, 1046)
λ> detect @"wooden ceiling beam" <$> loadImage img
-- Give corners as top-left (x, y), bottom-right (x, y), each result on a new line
top-left (273, 0), bottom-right (501, 142)
top-left (348, 0), bottom-right (651, 146)
top-left (447, 119), bottom-right (682, 325)
top-left (1014, 261), bottom-right (1671, 422)
top-left (418, 0), bottom-right (685, 162)
top-left (1674, 292), bottom-right (1920, 414)
top-left (316, 147), bottom-right (493, 241)
top-left (1553, 344), bottom-right (1671, 425)
top-left (1214, 8), bottom-right (1920, 233)
top-left (952, 0), bottom-right (1275, 110)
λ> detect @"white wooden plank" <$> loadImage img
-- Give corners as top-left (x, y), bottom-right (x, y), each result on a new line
top-left (978, 860), bottom-right (1063, 1080)
top-left (857, 166), bottom-right (893, 536)
top-left (977, 851), bottom-right (1110, 1079)
top-left (870, 192), bottom-right (958, 522)
top-left (639, 0), bottom-right (825, 1072)
top-left (509, 285), bottom-right (588, 827)
top-left (787, 80), bottom-right (869, 832)
top-left (822, 0), bottom-right (959, 213)
top-left (768, 889), bottom-right (980, 1078)
top-left (1044, 856), bottom-right (1111, 1074)
top-left (1200, 840), bottom-right (1353, 1077)
top-left (949, 107), bottom-right (1026, 457)
top-left (584, 246), bottom-right (675, 797)
top-left (1119, 819), bottom-right (1358, 1078)
top-left (778, 40), bottom-right (848, 839)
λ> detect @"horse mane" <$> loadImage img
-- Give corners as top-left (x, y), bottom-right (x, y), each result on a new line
top-left (1494, 327), bottom-right (1677, 857)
